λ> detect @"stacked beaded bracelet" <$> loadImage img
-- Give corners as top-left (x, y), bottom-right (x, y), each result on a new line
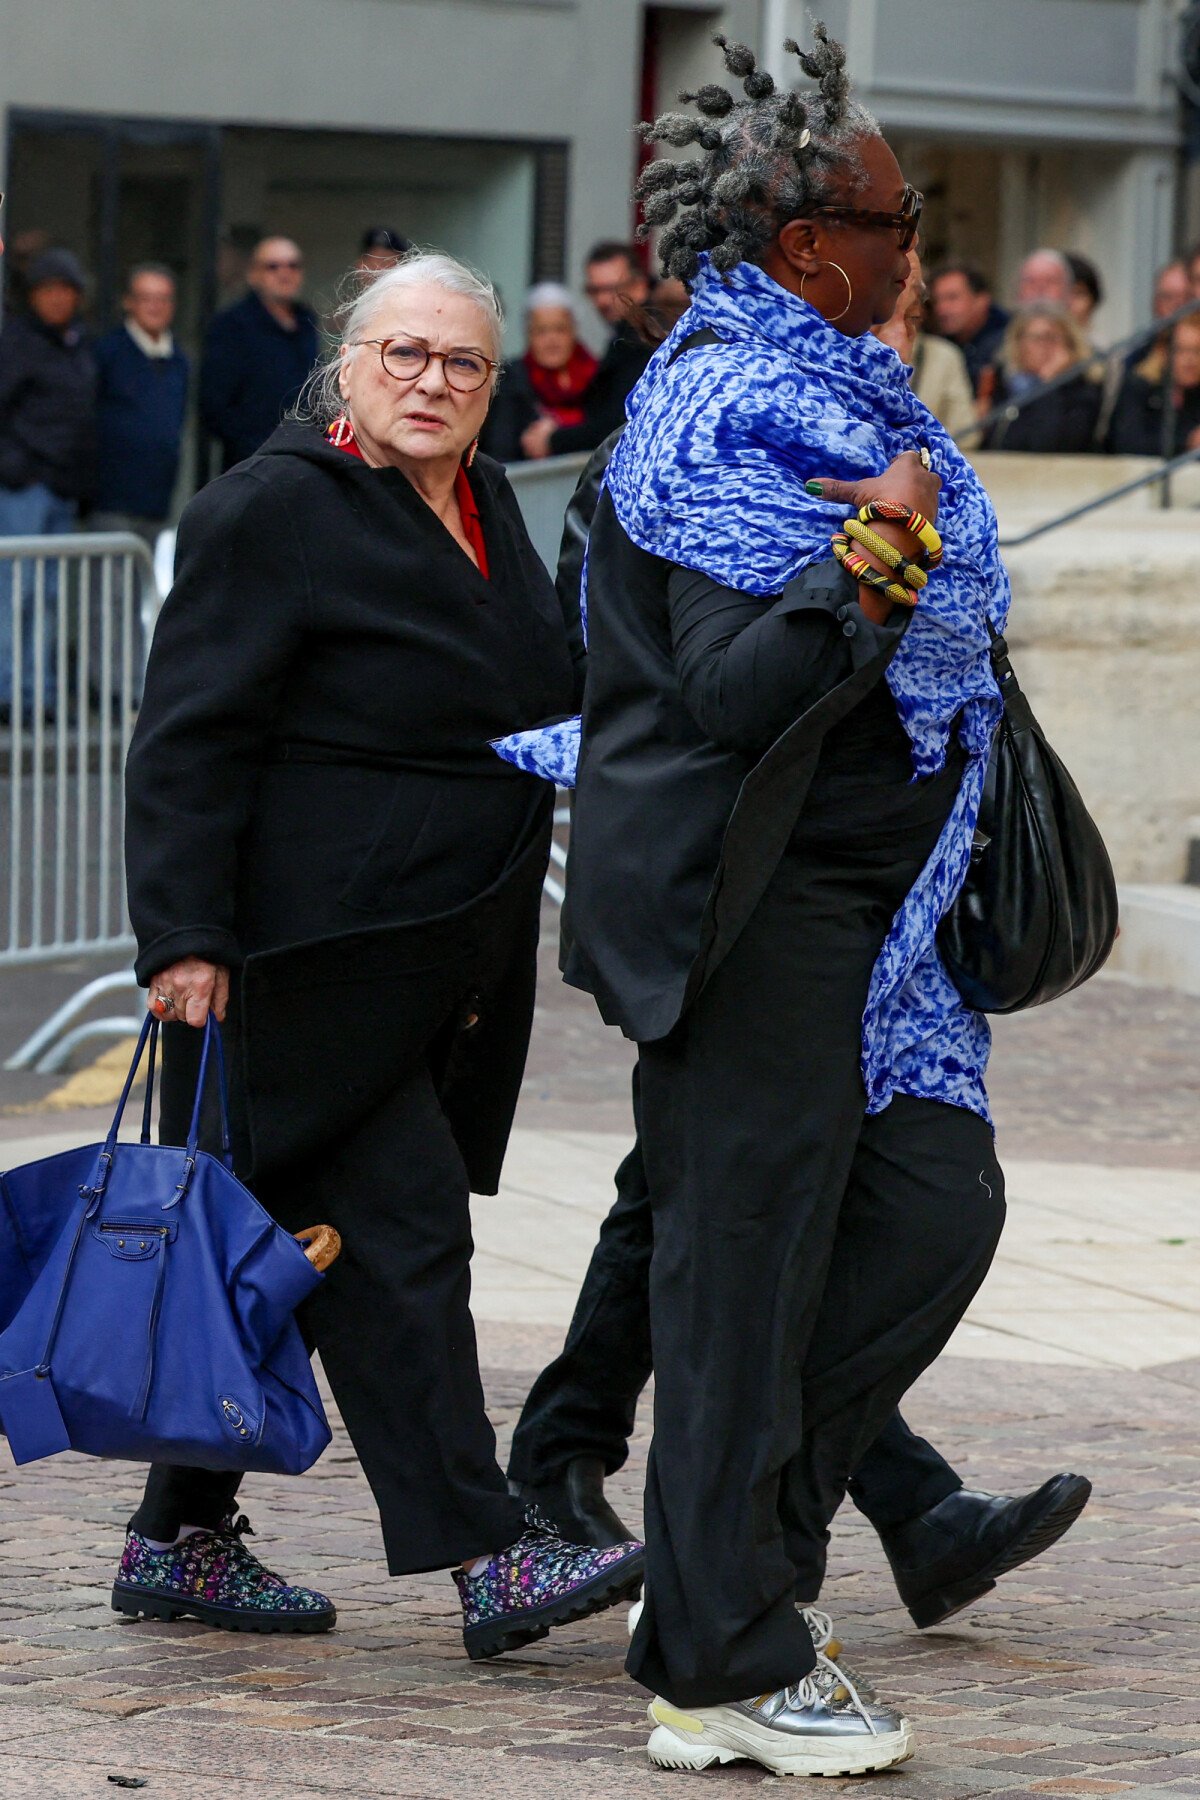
top-left (831, 531), bottom-right (920, 608)
top-left (857, 499), bottom-right (943, 567)
top-left (842, 518), bottom-right (929, 592)
top-left (830, 497), bottom-right (944, 610)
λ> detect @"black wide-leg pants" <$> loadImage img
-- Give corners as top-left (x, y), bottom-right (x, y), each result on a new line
top-left (131, 1027), bottom-right (526, 1573)
top-left (507, 1076), bottom-right (966, 1535)
top-left (625, 800), bottom-right (1006, 1709)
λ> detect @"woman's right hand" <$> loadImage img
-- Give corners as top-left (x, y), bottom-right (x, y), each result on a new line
top-left (807, 449), bottom-right (941, 523)
top-left (147, 957), bottom-right (229, 1029)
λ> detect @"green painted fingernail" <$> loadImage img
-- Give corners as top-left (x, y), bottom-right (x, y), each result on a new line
top-left (805, 480), bottom-right (824, 496)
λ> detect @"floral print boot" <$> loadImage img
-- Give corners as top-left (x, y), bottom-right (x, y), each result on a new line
top-left (453, 1506), bottom-right (644, 1660)
top-left (112, 1510), bottom-right (336, 1634)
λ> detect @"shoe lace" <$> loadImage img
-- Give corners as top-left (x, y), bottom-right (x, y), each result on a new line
top-left (521, 1501), bottom-right (566, 1544)
top-left (798, 1605), bottom-right (835, 1653)
top-left (217, 1512), bottom-right (284, 1586)
top-left (781, 1651), bottom-right (878, 1736)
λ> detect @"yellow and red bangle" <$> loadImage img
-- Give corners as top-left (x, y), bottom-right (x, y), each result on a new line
top-left (842, 517), bottom-right (928, 591)
top-left (856, 499), bottom-right (943, 568)
top-left (831, 532), bottom-right (919, 608)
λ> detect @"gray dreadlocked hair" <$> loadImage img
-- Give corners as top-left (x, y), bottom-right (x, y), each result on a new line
top-left (638, 23), bottom-right (878, 282)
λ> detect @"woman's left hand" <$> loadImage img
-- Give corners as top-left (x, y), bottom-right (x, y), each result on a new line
top-left (148, 957), bottom-right (230, 1028)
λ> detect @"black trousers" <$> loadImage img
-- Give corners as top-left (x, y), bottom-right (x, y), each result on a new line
top-left (131, 1025), bottom-right (526, 1573)
top-left (621, 784), bottom-right (1006, 1708)
top-left (508, 1083), bottom-right (965, 1536)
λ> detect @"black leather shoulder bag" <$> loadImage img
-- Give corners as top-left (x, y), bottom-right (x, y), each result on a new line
top-left (937, 626), bottom-right (1119, 1013)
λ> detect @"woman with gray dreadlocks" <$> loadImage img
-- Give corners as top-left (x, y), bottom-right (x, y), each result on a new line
top-left (496, 24), bottom-right (1010, 1779)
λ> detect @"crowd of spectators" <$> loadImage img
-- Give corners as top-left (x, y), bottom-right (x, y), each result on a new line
top-left (3, 211), bottom-right (1200, 702)
top-left (920, 244), bottom-right (1200, 457)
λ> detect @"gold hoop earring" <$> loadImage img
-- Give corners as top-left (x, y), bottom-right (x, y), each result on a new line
top-left (799, 260), bottom-right (853, 324)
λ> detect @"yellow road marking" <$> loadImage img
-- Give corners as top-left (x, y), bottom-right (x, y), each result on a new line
top-left (5, 1038), bottom-right (143, 1114)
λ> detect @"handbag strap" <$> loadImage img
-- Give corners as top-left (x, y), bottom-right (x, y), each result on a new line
top-left (985, 622), bottom-right (1035, 732)
top-left (83, 1013), bottom-right (159, 1202)
top-left (184, 1015), bottom-right (233, 1170)
top-left (139, 1017), bottom-right (158, 1145)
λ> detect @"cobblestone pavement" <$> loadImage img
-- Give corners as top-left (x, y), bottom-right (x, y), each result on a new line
top-left (0, 931), bottom-right (1197, 1796)
top-left (0, 1342), bottom-right (1198, 1799)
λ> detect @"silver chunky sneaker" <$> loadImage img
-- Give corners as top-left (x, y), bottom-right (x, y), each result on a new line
top-left (646, 1651), bottom-right (913, 1777)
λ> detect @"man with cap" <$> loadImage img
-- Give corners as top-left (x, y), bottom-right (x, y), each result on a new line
top-left (0, 247), bottom-right (96, 717)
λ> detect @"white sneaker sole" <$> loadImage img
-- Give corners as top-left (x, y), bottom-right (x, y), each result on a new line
top-left (646, 1700), bottom-right (914, 1778)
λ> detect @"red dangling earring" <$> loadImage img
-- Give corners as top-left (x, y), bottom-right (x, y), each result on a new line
top-left (329, 413), bottom-right (355, 448)
top-left (465, 437), bottom-right (479, 469)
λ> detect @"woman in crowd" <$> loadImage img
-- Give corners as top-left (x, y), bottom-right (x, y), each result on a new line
top-left (117, 251), bottom-right (642, 1657)
top-left (498, 26), bottom-right (1009, 1779)
top-left (480, 281), bottom-right (597, 461)
top-left (985, 304), bottom-right (1100, 451)
top-left (1107, 312), bottom-right (1200, 457)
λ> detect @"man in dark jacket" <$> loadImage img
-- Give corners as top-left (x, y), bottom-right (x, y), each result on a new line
top-left (930, 262), bottom-right (1009, 396)
top-left (92, 263), bottom-right (188, 544)
top-left (0, 248), bottom-right (96, 712)
top-left (91, 263), bottom-right (189, 698)
top-left (200, 237), bottom-right (318, 471)
top-left (520, 242), bottom-right (653, 459)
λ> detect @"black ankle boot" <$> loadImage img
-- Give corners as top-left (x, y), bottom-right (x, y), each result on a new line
top-left (878, 1473), bottom-right (1092, 1629)
top-left (508, 1456), bottom-right (636, 1550)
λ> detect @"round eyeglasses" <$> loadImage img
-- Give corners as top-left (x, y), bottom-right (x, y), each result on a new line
top-left (354, 338), bottom-right (499, 393)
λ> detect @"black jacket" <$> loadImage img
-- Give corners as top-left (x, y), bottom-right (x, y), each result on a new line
top-left (985, 373), bottom-right (1101, 453)
top-left (479, 358), bottom-right (541, 463)
top-left (94, 325), bottom-right (189, 518)
top-left (1105, 371), bottom-right (1200, 458)
top-left (563, 489), bottom-right (905, 1041)
top-left (548, 322), bottom-right (653, 456)
top-left (0, 312), bottom-right (97, 500)
top-left (126, 422), bottom-right (574, 1188)
top-left (200, 293), bottom-right (320, 470)
top-left (953, 304), bottom-right (1009, 393)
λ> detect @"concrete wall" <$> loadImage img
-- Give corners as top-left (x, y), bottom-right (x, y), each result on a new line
top-left (1001, 511), bottom-right (1200, 883)
top-left (762, 0), bottom-right (1181, 336)
top-left (0, 0), bottom-right (760, 329)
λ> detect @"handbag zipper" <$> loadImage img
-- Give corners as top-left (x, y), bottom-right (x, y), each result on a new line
top-left (97, 1223), bottom-right (170, 1251)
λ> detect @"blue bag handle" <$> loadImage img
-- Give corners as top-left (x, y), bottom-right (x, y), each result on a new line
top-left (185, 1014), bottom-right (233, 1168)
top-left (82, 1011), bottom-right (233, 1208)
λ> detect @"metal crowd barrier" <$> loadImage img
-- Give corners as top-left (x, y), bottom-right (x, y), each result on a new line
top-left (507, 452), bottom-right (589, 573)
top-left (506, 457), bottom-right (585, 914)
top-left (2, 531), bottom-right (161, 1070)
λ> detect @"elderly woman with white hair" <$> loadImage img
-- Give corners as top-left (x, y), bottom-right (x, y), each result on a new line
top-left (480, 280), bottom-right (598, 461)
top-left (115, 251), bottom-right (641, 1655)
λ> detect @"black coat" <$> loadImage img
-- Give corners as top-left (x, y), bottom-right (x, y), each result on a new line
top-left (93, 325), bottom-right (189, 519)
top-left (199, 293), bottom-right (320, 470)
top-left (1105, 371), bottom-right (1200, 458)
top-left (479, 358), bottom-right (541, 463)
top-left (548, 322), bottom-right (653, 456)
top-left (0, 312), bottom-right (97, 500)
top-left (985, 373), bottom-right (1101, 453)
top-left (563, 490), bottom-right (905, 1041)
top-left (126, 422), bottom-right (574, 1189)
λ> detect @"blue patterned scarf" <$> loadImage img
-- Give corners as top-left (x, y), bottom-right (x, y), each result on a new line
top-left (494, 253), bottom-right (1010, 1121)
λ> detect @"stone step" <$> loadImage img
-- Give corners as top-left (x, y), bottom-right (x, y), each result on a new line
top-left (1107, 883), bottom-right (1200, 996)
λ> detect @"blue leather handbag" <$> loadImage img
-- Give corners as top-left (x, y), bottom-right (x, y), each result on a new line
top-left (0, 1015), bottom-right (332, 1473)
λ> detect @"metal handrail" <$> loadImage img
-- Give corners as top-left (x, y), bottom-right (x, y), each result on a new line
top-left (965, 294), bottom-right (1200, 447)
top-left (999, 441), bottom-right (1200, 548)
